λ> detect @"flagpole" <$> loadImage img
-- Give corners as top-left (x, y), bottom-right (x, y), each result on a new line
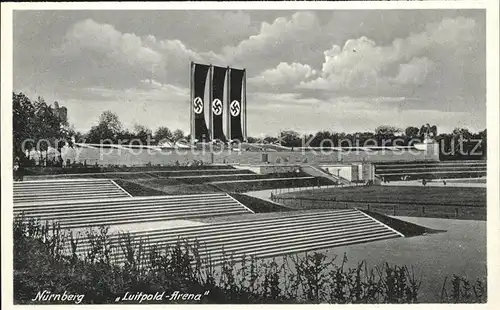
top-left (209, 64), bottom-right (214, 141)
top-left (243, 68), bottom-right (247, 142)
top-left (227, 66), bottom-right (231, 142)
top-left (190, 61), bottom-right (194, 144)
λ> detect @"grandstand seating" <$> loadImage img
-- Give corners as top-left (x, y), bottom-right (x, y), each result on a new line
top-left (14, 193), bottom-right (253, 229)
top-left (13, 179), bottom-right (130, 204)
top-left (375, 161), bottom-right (486, 181)
top-left (24, 168), bottom-right (250, 180)
top-left (65, 209), bottom-right (403, 267)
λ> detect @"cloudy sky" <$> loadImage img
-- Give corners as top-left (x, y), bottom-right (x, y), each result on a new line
top-left (13, 10), bottom-right (486, 136)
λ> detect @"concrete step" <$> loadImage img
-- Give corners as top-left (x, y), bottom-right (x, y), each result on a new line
top-left (14, 179), bottom-right (131, 204)
top-left (14, 188), bottom-right (125, 196)
top-left (25, 209), bottom-right (251, 229)
top-left (68, 211), bottom-right (370, 248)
top-left (72, 218), bottom-right (380, 254)
top-left (193, 227), bottom-right (394, 260)
top-left (14, 180), bottom-right (118, 186)
top-left (63, 210), bottom-right (402, 266)
top-left (14, 192), bottom-right (231, 208)
top-left (16, 202), bottom-right (246, 220)
top-left (14, 196), bottom-right (235, 212)
top-left (377, 166), bottom-right (487, 172)
top-left (377, 170), bottom-right (487, 176)
top-left (16, 193), bottom-right (253, 228)
top-left (81, 210), bottom-right (362, 237)
top-left (197, 232), bottom-right (400, 266)
top-left (120, 209), bottom-right (360, 234)
top-left (375, 162), bottom-right (486, 168)
top-left (14, 194), bottom-right (126, 203)
top-left (112, 228), bottom-right (399, 266)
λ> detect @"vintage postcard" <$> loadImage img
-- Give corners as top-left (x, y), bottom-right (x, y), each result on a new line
top-left (1, 1), bottom-right (499, 308)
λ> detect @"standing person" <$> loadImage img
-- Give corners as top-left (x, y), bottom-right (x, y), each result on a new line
top-left (13, 157), bottom-right (22, 181)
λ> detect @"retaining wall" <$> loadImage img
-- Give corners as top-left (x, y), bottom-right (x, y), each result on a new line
top-left (59, 145), bottom-right (439, 167)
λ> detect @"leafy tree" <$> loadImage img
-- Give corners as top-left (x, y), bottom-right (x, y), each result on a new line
top-left (13, 93), bottom-right (36, 163)
top-left (117, 129), bottom-right (136, 144)
top-left (430, 125), bottom-right (438, 138)
top-left (154, 126), bottom-right (173, 143)
top-left (99, 110), bottom-right (122, 134)
top-left (374, 125), bottom-right (402, 146)
top-left (66, 126), bottom-right (84, 146)
top-left (172, 129), bottom-right (185, 142)
top-left (405, 126), bottom-right (420, 138)
top-left (375, 125), bottom-right (401, 136)
top-left (479, 129), bottom-right (487, 159)
top-left (263, 135), bottom-right (278, 144)
top-left (246, 136), bottom-right (258, 143)
top-left (133, 124), bottom-right (153, 144)
top-left (13, 93), bottom-right (71, 166)
top-left (418, 124), bottom-right (438, 140)
top-left (452, 127), bottom-right (472, 140)
top-left (86, 111), bottom-right (123, 144)
top-left (279, 130), bottom-right (302, 147)
top-left (308, 131), bottom-right (332, 148)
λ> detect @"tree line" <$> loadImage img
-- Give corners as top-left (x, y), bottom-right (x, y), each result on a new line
top-left (12, 92), bottom-right (487, 166)
top-left (250, 126), bottom-right (486, 160)
top-left (83, 110), bottom-right (186, 146)
top-left (13, 93), bottom-right (187, 166)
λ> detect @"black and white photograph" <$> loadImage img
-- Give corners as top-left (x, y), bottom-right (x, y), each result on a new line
top-left (1, 1), bottom-right (499, 307)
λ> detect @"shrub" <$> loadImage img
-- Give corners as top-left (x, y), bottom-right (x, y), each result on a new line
top-left (13, 215), bottom-right (486, 304)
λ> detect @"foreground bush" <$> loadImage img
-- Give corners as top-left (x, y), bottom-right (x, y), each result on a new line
top-left (13, 216), bottom-right (486, 304)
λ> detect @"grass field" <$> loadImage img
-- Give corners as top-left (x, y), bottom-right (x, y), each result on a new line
top-left (279, 216), bottom-right (486, 303)
top-left (276, 185), bottom-right (486, 207)
top-left (122, 179), bottom-right (222, 195)
top-left (214, 177), bottom-right (335, 193)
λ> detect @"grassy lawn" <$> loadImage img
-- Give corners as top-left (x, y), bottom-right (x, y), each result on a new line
top-left (276, 186), bottom-right (486, 207)
top-left (170, 174), bottom-right (273, 184)
top-left (114, 179), bottom-right (295, 214)
top-left (113, 179), bottom-right (222, 196)
top-left (131, 180), bottom-right (222, 195)
top-left (214, 177), bottom-right (335, 193)
top-left (230, 193), bottom-right (292, 213)
top-left (149, 169), bottom-right (253, 178)
top-left (112, 179), bottom-right (169, 196)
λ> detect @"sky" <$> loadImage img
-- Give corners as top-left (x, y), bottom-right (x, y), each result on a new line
top-left (13, 9), bottom-right (486, 137)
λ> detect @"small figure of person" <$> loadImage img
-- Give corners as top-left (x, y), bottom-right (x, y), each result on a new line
top-left (13, 157), bottom-right (22, 181)
top-left (422, 178), bottom-right (427, 186)
top-left (443, 180), bottom-right (447, 186)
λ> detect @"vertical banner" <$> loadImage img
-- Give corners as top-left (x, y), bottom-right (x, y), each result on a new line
top-left (228, 68), bottom-right (244, 141)
top-left (243, 69), bottom-right (247, 141)
top-left (192, 63), bottom-right (210, 142)
top-left (211, 66), bottom-right (227, 141)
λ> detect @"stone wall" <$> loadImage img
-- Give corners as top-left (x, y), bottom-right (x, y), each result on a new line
top-left (61, 144), bottom-right (439, 167)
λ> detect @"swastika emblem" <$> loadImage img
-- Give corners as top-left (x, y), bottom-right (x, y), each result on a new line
top-left (193, 97), bottom-right (203, 114)
top-left (230, 100), bottom-right (240, 117)
top-left (212, 99), bottom-right (222, 116)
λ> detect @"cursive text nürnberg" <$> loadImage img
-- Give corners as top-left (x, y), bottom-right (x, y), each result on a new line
top-left (32, 290), bottom-right (85, 304)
